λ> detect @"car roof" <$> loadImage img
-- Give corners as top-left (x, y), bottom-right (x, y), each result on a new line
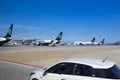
top-left (60, 58), bottom-right (115, 69)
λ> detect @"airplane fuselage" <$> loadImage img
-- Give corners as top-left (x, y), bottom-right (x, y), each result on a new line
top-left (73, 41), bottom-right (100, 46)
top-left (0, 37), bottom-right (11, 46)
top-left (33, 32), bottom-right (62, 46)
top-left (0, 37), bottom-right (7, 41)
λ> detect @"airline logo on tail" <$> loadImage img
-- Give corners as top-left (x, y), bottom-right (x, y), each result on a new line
top-left (55, 32), bottom-right (63, 41)
top-left (4, 24), bottom-right (13, 38)
top-left (51, 32), bottom-right (63, 46)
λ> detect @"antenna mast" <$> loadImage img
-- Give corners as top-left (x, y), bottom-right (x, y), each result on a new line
top-left (102, 57), bottom-right (108, 62)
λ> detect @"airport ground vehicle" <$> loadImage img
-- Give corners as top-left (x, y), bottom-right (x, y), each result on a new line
top-left (30, 58), bottom-right (120, 80)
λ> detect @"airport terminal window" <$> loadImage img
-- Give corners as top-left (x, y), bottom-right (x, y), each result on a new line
top-left (47, 62), bottom-right (74, 75)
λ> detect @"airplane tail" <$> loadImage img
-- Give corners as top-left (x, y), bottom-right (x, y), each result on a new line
top-left (101, 38), bottom-right (105, 45)
top-left (50, 32), bottom-right (63, 46)
top-left (4, 24), bottom-right (13, 38)
top-left (91, 37), bottom-right (95, 43)
top-left (55, 31), bottom-right (63, 42)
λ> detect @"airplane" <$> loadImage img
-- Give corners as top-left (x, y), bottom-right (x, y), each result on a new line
top-left (97, 38), bottom-right (105, 45)
top-left (73, 38), bottom-right (105, 46)
top-left (33, 32), bottom-right (63, 46)
top-left (0, 24), bottom-right (13, 46)
top-left (73, 37), bottom-right (96, 46)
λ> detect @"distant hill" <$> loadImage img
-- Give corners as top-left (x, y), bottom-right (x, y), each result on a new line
top-left (110, 42), bottom-right (120, 45)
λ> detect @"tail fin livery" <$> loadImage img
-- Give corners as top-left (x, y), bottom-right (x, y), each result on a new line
top-left (50, 32), bottom-right (63, 46)
top-left (4, 24), bottom-right (13, 38)
top-left (101, 38), bottom-right (105, 45)
top-left (55, 31), bottom-right (63, 41)
top-left (91, 37), bottom-right (96, 43)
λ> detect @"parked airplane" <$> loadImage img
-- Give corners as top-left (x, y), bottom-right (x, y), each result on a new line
top-left (73, 38), bottom-right (105, 46)
top-left (73, 37), bottom-right (96, 46)
top-left (97, 38), bottom-right (105, 45)
top-left (33, 32), bottom-right (63, 46)
top-left (0, 24), bottom-right (13, 46)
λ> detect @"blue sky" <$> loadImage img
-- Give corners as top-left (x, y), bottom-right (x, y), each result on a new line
top-left (0, 0), bottom-right (120, 43)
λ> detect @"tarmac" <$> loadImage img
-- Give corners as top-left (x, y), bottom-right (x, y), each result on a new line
top-left (0, 45), bottom-right (120, 80)
top-left (0, 60), bottom-right (38, 80)
top-left (0, 45), bottom-right (120, 67)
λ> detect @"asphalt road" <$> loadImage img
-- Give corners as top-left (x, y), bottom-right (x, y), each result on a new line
top-left (0, 61), bottom-right (38, 80)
